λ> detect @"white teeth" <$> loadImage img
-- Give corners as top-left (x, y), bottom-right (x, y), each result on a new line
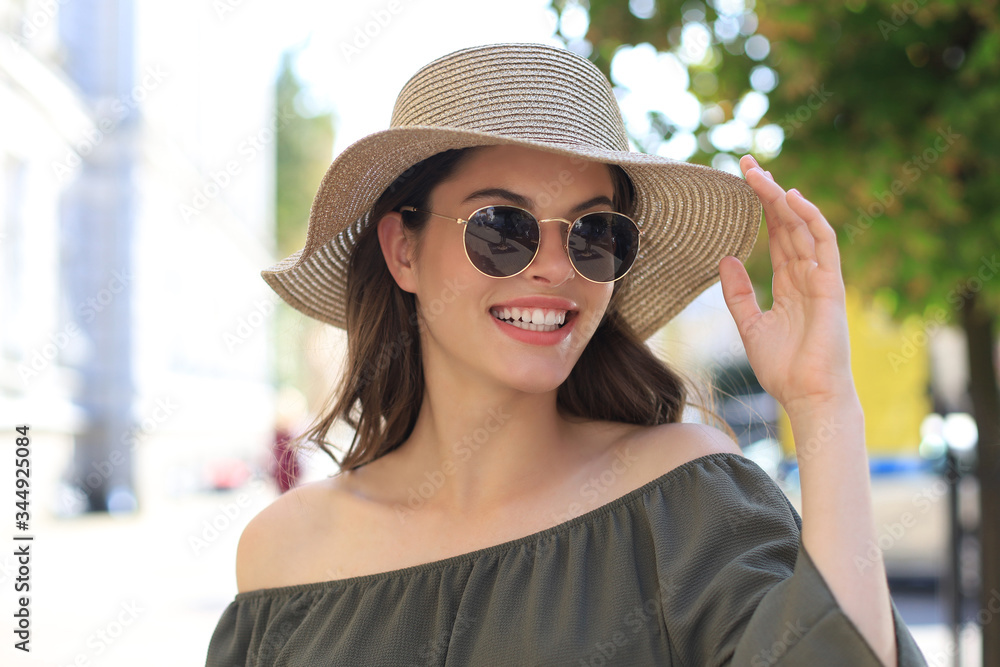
top-left (490, 306), bottom-right (570, 332)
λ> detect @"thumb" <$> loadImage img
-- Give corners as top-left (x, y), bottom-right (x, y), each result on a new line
top-left (719, 256), bottom-right (761, 338)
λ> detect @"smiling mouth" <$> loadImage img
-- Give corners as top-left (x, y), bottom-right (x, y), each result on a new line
top-left (489, 306), bottom-right (574, 332)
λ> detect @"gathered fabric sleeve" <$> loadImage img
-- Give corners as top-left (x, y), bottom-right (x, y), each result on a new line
top-left (649, 454), bottom-right (928, 667)
top-left (205, 592), bottom-right (316, 667)
top-left (205, 596), bottom-right (255, 666)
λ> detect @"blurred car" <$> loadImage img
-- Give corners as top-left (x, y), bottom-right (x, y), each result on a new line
top-left (777, 454), bottom-right (979, 583)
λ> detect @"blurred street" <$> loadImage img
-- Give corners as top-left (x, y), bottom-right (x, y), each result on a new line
top-left (0, 431), bottom-right (336, 666)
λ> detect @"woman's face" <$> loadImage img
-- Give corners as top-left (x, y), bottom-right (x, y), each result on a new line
top-left (383, 144), bottom-right (617, 394)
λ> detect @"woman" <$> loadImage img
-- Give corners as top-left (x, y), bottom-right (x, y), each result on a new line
top-left (206, 43), bottom-right (927, 665)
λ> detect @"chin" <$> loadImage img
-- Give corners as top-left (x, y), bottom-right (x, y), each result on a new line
top-left (499, 365), bottom-right (572, 394)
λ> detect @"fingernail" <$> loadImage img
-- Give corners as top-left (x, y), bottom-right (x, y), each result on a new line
top-left (765, 170), bottom-right (774, 181)
top-left (789, 188), bottom-right (801, 197)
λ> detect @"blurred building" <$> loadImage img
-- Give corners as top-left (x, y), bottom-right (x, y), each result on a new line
top-left (0, 0), bottom-right (278, 514)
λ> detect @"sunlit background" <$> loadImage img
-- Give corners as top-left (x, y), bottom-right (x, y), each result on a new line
top-left (1, 0), bottom-right (996, 664)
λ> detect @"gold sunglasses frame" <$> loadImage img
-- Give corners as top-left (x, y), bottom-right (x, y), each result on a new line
top-left (399, 204), bottom-right (642, 284)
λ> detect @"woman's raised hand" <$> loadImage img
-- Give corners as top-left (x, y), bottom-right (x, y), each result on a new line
top-left (719, 155), bottom-right (858, 416)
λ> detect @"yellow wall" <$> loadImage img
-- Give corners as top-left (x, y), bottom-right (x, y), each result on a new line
top-left (779, 286), bottom-right (931, 456)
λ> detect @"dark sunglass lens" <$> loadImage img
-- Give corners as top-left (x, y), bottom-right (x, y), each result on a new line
top-left (464, 206), bottom-right (539, 277)
top-left (568, 213), bottom-right (639, 282)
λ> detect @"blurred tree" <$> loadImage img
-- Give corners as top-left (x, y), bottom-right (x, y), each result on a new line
top-left (552, 0), bottom-right (1000, 661)
top-left (274, 48), bottom-right (334, 410)
top-left (276, 49), bottom-right (334, 259)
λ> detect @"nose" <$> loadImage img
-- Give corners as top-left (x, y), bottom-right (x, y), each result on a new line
top-left (525, 218), bottom-right (575, 286)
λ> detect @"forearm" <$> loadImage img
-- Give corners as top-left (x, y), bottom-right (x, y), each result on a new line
top-left (788, 394), bottom-right (897, 666)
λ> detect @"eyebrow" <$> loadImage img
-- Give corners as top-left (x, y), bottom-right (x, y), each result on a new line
top-left (460, 188), bottom-right (615, 216)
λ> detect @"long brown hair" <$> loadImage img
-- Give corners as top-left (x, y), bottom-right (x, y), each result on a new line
top-left (292, 147), bottom-right (727, 471)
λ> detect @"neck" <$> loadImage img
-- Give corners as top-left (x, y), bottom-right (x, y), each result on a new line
top-left (376, 359), bottom-right (614, 522)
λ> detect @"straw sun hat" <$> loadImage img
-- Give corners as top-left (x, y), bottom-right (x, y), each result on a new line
top-left (262, 42), bottom-right (762, 341)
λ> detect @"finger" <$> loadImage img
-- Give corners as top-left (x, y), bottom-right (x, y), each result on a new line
top-left (739, 154), bottom-right (760, 172)
top-left (742, 166), bottom-right (795, 267)
top-left (739, 155), bottom-right (775, 183)
top-left (719, 255), bottom-right (762, 339)
top-left (787, 189), bottom-right (841, 270)
top-left (744, 167), bottom-right (816, 262)
top-left (739, 157), bottom-right (788, 267)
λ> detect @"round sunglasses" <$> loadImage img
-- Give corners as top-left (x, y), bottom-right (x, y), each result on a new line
top-left (399, 204), bottom-right (642, 284)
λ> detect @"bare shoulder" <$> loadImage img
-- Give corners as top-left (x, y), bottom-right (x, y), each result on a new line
top-left (610, 421), bottom-right (742, 484)
top-left (235, 476), bottom-right (341, 593)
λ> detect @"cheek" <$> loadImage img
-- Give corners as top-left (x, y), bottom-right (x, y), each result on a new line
top-left (413, 235), bottom-right (482, 321)
top-left (575, 284), bottom-right (614, 337)
top-left (592, 283), bottom-right (614, 315)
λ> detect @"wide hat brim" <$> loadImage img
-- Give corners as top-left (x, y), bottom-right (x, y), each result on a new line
top-left (262, 126), bottom-right (761, 341)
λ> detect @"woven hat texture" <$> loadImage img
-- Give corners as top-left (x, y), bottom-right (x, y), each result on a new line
top-left (262, 42), bottom-right (762, 341)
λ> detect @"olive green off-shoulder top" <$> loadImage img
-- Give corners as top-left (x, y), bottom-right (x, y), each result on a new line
top-left (205, 453), bottom-right (928, 666)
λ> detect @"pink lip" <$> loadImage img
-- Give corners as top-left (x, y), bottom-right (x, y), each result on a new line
top-left (488, 296), bottom-right (578, 312)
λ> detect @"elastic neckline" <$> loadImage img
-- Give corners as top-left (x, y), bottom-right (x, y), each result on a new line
top-left (234, 452), bottom-right (751, 600)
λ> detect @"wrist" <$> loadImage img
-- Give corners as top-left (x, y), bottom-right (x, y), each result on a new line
top-left (785, 392), bottom-right (866, 464)
top-left (782, 385), bottom-right (862, 422)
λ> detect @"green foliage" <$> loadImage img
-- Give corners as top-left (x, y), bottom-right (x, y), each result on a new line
top-left (552, 0), bottom-right (1000, 323)
top-left (274, 49), bottom-right (335, 391)
top-left (275, 49), bottom-right (334, 259)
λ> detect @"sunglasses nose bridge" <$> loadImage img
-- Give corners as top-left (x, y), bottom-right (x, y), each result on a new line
top-left (522, 216), bottom-right (575, 281)
top-left (534, 217), bottom-right (574, 250)
top-left (535, 216), bottom-right (573, 247)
